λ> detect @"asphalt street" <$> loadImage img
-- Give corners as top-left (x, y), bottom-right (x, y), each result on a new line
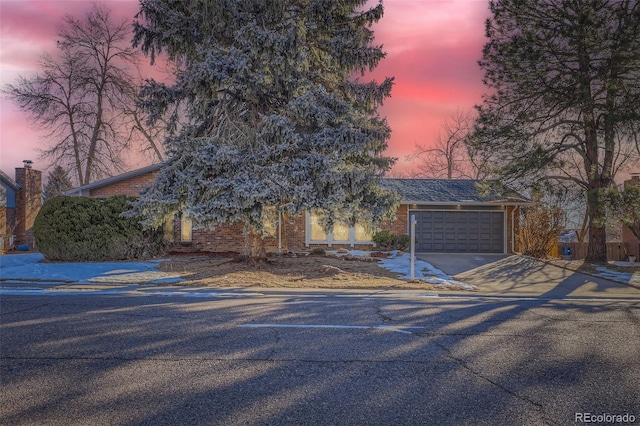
top-left (1, 288), bottom-right (639, 426)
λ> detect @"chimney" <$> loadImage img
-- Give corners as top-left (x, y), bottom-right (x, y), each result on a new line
top-left (14, 161), bottom-right (42, 249)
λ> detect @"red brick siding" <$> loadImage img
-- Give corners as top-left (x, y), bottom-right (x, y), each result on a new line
top-left (377, 204), bottom-right (408, 235)
top-left (170, 218), bottom-right (284, 254)
top-left (89, 171), bottom-right (159, 198)
top-left (284, 213), bottom-right (306, 251)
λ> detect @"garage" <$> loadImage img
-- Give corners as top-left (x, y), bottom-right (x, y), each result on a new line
top-left (412, 210), bottom-right (505, 253)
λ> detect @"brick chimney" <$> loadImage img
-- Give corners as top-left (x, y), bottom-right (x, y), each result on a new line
top-left (14, 160), bottom-right (42, 249)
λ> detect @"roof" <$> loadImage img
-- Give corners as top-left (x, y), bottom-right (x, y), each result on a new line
top-left (381, 178), bottom-right (529, 204)
top-left (65, 163), bottom-right (164, 196)
top-left (63, 163), bottom-right (529, 205)
top-left (0, 170), bottom-right (20, 190)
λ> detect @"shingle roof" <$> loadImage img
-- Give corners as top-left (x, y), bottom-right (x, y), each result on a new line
top-left (381, 178), bottom-right (529, 204)
top-left (0, 170), bottom-right (20, 190)
top-left (65, 163), bottom-right (164, 196)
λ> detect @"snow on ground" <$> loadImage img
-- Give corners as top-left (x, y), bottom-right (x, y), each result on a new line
top-left (378, 252), bottom-right (475, 290)
top-left (328, 249), bottom-right (475, 290)
top-left (0, 253), bottom-right (182, 284)
top-left (594, 262), bottom-right (640, 287)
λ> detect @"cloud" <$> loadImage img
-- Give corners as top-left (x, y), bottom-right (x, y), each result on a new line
top-left (367, 0), bottom-right (490, 173)
top-left (0, 0), bottom-right (491, 176)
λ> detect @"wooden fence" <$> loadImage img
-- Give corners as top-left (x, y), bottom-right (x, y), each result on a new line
top-left (556, 242), bottom-right (628, 261)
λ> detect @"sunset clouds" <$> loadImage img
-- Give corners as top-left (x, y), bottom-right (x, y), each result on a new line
top-left (0, 0), bottom-right (490, 176)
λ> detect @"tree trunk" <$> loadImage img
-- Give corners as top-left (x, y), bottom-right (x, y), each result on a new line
top-left (242, 225), bottom-right (267, 261)
top-left (585, 188), bottom-right (607, 262)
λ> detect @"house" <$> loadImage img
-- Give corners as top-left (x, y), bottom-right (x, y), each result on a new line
top-left (622, 174), bottom-right (640, 260)
top-left (66, 164), bottom-right (529, 254)
top-left (0, 161), bottom-right (43, 251)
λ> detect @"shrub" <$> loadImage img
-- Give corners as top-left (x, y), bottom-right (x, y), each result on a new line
top-left (372, 230), bottom-right (412, 250)
top-left (33, 195), bottom-right (165, 261)
top-left (518, 204), bottom-right (566, 259)
top-left (310, 247), bottom-right (326, 255)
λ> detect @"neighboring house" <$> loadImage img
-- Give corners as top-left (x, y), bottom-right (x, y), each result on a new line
top-left (0, 161), bottom-right (43, 251)
top-left (622, 174), bottom-right (640, 260)
top-left (66, 164), bottom-right (529, 254)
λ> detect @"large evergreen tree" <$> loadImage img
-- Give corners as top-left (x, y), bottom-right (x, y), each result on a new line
top-left (471, 0), bottom-right (640, 262)
top-left (43, 166), bottom-right (74, 202)
top-left (129, 0), bottom-right (398, 258)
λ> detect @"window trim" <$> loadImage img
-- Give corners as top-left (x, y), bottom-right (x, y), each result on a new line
top-left (305, 211), bottom-right (374, 247)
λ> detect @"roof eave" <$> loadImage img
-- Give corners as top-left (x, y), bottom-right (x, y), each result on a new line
top-left (401, 200), bottom-right (531, 206)
top-left (65, 163), bottom-right (164, 195)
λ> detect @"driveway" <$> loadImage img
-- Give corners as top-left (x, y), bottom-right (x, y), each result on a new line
top-left (417, 253), bottom-right (640, 299)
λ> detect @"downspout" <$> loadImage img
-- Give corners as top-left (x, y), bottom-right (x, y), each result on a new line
top-left (278, 211), bottom-right (282, 254)
top-left (511, 205), bottom-right (521, 254)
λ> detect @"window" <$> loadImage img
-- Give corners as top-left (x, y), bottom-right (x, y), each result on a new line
top-left (332, 222), bottom-right (350, 241)
top-left (181, 215), bottom-right (192, 242)
top-left (164, 215), bottom-right (174, 241)
top-left (310, 213), bottom-right (328, 241)
top-left (307, 212), bottom-right (373, 247)
top-left (355, 223), bottom-right (372, 241)
top-left (262, 206), bottom-right (278, 237)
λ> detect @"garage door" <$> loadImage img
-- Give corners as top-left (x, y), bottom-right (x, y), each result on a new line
top-left (412, 210), bottom-right (504, 253)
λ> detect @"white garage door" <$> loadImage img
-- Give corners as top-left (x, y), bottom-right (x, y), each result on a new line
top-left (413, 210), bottom-right (504, 253)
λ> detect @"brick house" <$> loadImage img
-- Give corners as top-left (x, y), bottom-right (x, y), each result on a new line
top-left (0, 161), bottom-right (43, 251)
top-left (66, 163), bottom-right (529, 254)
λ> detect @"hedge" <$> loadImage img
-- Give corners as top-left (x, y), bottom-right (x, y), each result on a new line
top-left (372, 230), bottom-right (412, 250)
top-left (33, 195), bottom-right (164, 261)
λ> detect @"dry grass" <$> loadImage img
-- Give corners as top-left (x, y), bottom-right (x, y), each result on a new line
top-left (157, 253), bottom-right (467, 290)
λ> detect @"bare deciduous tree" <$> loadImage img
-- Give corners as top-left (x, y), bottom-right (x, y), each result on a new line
top-left (3, 4), bottom-right (164, 185)
top-left (412, 109), bottom-right (489, 179)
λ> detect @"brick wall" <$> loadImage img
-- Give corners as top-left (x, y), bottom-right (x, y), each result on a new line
top-left (89, 171), bottom-right (159, 198)
top-left (284, 213), bottom-right (306, 251)
top-left (170, 216), bottom-right (285, 254)
top-left (167, 205), bottom-right (410, 254)
top-left (377, 204), bottom-right (408, 235)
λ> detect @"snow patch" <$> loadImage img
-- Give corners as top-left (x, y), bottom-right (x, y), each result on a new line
top-left (0, 253), bottom-right (182, 284)
top-left (328, 249), bottom-right (474, 290)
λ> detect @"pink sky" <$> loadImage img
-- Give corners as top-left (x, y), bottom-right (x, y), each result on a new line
top-left (0, 0), bottom-right (489, 179)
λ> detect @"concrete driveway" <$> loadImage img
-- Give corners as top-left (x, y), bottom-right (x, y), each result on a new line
top-left (417, 253), bottom-right (640, 299)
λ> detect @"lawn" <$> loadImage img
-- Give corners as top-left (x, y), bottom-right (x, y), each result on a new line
top-left (157, 253), bottom-right (473, 290)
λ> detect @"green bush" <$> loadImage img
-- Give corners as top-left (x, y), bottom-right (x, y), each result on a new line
top-left (372, 230), bottom-right (412, 250)
top-left (310, 247), bottom-right (326, 255)
top-left (33, 195), bottom-right (165, 261)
